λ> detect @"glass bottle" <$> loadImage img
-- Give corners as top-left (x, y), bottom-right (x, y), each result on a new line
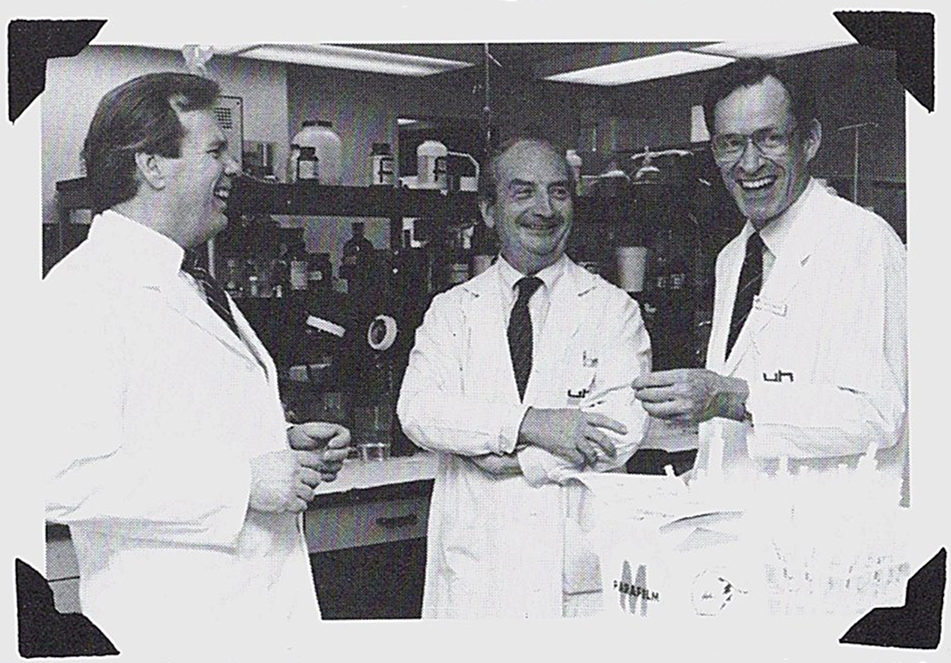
top-left (340, 222), bottom-right (374, 283)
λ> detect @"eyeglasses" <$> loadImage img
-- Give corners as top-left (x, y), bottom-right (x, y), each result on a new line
top-left (711, 126), bottom-right (798, 161)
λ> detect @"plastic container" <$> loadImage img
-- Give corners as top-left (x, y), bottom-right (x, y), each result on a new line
top-left (370, 142), bottom-right (395, 186)
top-left (417, 139), bottom-right (448, 190)
top-left (566, 149), bottom-right (583, 195)
top-left (290, 120), bottom-right (342, 185)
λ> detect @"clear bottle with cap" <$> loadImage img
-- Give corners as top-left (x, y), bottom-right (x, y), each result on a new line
top-left (370, 142), bottom-right (395, 186)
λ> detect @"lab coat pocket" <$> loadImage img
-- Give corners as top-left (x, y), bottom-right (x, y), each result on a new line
top-left (565, 352), bottom-right (598, 407)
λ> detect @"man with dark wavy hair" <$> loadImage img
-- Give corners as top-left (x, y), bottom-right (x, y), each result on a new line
top-left (43, 72), bottom-right (350, 657)
top-left (633, 58), bottom-right (907, 500)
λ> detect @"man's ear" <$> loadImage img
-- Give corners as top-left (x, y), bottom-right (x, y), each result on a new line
top-left (803, 118), bottom-right (822, 163)
top-left (479, 200), bottom-right (496, 229)
top-left (134, 152), bottom-right (168, 190)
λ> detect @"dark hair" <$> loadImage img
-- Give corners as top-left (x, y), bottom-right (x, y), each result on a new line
top-left (82, 72), bottom-right (221, 216)
top-left (702, 58), bottom-right (817, 136)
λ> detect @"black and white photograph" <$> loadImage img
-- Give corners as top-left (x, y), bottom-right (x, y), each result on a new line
top-left (2, 1), bottom-right (947, 660)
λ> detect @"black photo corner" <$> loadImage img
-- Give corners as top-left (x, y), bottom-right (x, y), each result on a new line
top-left (16, 559), bottom-right (118, 658)
top-left (841, 548), bottom-right (946, 650)
top-left (7, 19), bottom-right (106, 123)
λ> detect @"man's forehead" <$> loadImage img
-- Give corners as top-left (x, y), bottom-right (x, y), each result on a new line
top-left (497, 142), bottom-right (566, 182)
top-left (714, 76), bottom-right (794, 129)
top-left (176, 107), bottom-right (225, 143)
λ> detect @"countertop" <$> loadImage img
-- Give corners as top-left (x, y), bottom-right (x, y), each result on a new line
top-left (313, 451), bottom-right (437, 495)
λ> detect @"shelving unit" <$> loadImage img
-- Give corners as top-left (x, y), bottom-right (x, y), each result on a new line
top-left (55, 176), bottom-right (481, 255)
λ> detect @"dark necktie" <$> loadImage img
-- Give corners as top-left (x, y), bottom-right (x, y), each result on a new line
top-left (181, 252), bottom-right (240, 337)
top-left (508, 276), bottom-right (543, 402)
top-left (725, 231), bottom-right (764, 361)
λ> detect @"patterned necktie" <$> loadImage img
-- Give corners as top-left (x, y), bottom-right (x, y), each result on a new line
top-left (508, 276), bottom-right (543, 402)
top-left (181, 251), bottom-right (240, 337)
top-left (725, 231), bottom-right (764, 361)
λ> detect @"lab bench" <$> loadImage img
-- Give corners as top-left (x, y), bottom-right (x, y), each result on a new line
top-left (45, 453), bottom-right (438, 620)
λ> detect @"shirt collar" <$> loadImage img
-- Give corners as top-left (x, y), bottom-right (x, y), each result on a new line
top-left (87, 209), bottom-right (187, 284)
top-left (742, 177), bottom-right (816, 259)
top-left (496, 253), bottom-right (568, 295)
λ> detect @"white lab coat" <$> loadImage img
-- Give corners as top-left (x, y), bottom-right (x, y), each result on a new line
top-left (698, 180), bottom-right (908, 492)
top-left (42, 211), bottom-right (318, 659)
top-left (398, 258), bottom-right (651, 618)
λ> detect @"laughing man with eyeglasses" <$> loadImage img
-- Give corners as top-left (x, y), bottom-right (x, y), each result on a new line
top-left (631, 58), bottom-right (908, 502)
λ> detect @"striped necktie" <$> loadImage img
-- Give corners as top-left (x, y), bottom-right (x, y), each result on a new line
top-left (725, 231), bottom-right (764, 361)
top-left (508, 276), bottom-right (543, 401)
top-left (181, 252), bottom-right (240, 338)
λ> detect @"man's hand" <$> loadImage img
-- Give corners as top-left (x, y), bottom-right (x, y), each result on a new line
top-left (632, 369), bottom-right (749, 425)
top-left (287, 422), bottom-right (351, 482)
top-left (248, 450), bottom-right (326, 513)
top-left (468, 453), bottom-right (522, 478)
top-left (518, 408), bottom-right (626, 468)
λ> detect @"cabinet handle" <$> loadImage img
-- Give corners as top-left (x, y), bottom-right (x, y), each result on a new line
top-left (376, 514), bottom-right (418, 529)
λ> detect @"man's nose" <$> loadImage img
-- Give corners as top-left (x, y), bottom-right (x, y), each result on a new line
top-left (223, 153), bottom-right (240, 176)
top-left (736, 137), bottom-right (764, 173)
top-left (533, 192), bottom-right (554, 216)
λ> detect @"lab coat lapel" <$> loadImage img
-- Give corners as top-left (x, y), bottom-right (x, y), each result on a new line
top-left (530, 261), bottom-right (590, 401)
top-left (723, 189), bottom-right (821, 375)
top-left (460, 264), bottom-right (520, 404)
top-left (159, 281), bottom-right (263, 369)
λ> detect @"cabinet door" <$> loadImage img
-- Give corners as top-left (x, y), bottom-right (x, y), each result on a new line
top-left (311, 538), bottom-right (426, 620)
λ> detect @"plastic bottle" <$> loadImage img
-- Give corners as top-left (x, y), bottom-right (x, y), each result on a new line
top-left (290, 120), bottom-right (342, 185)
top-left (371, 142), bottom-right (395, 186)
top-left (417, 140), bottom-right (448, 190)
top-left (289, 241), bottom-right (309, 292)
top-left (566, 149), bottom-right (583, 196)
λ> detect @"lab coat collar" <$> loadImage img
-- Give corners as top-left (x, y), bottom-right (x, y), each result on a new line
top-left (89, 212), bottom-right (270, 376)
top-left (86, 209), bottom-right (186, 287)
top-left (462, 253), bottom-right (592, 298)
top-left (747, 177), bottom-right (817, 264)
top-left (495, 253), bottom-right (568, 298)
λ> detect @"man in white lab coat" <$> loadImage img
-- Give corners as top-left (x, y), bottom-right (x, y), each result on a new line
top-left (633, 59), bottom-right (907, 498)
top-left (42, 72), bottom-right (351, 658)
top-left (398, 138), bottom-right (652, 618)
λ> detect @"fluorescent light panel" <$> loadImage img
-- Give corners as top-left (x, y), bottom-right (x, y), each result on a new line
top-left (545, 51), bottom-right (734, 86)
top-left (226, 44), bottom-right (472, 76)
top-left (692, 41), bottom-right (855, 58)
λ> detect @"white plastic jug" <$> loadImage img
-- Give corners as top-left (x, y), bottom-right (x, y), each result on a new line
top-left (291, 120), bottom-right (342, 185)
top-left (417, 140), bottom-right (448, 190)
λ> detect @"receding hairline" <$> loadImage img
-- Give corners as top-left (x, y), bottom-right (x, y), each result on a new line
top-left (492, 139), bottom-right (569, 181)
top-left (712, 74), bottom-right (796, 128)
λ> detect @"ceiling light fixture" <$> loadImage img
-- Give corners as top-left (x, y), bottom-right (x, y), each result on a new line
top-left (544, 51), bottom-right (734, 86)
top-left (218, 43), bottom-right (473, 76)
top-left (692, 40), bottom-right (855, 59)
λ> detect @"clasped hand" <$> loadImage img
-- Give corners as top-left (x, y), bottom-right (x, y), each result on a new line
top-left (249, 423), bottom-right (351, 513)
top-left (632, 369), bottom-right (748, 425)
top-left (519, 407), bottom-right (626, 468)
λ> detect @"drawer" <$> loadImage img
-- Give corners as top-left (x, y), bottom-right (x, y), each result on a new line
top-left (304, 495), bottom-right (429, 553)
top-left (46, 532), bottom-right (79, 582)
